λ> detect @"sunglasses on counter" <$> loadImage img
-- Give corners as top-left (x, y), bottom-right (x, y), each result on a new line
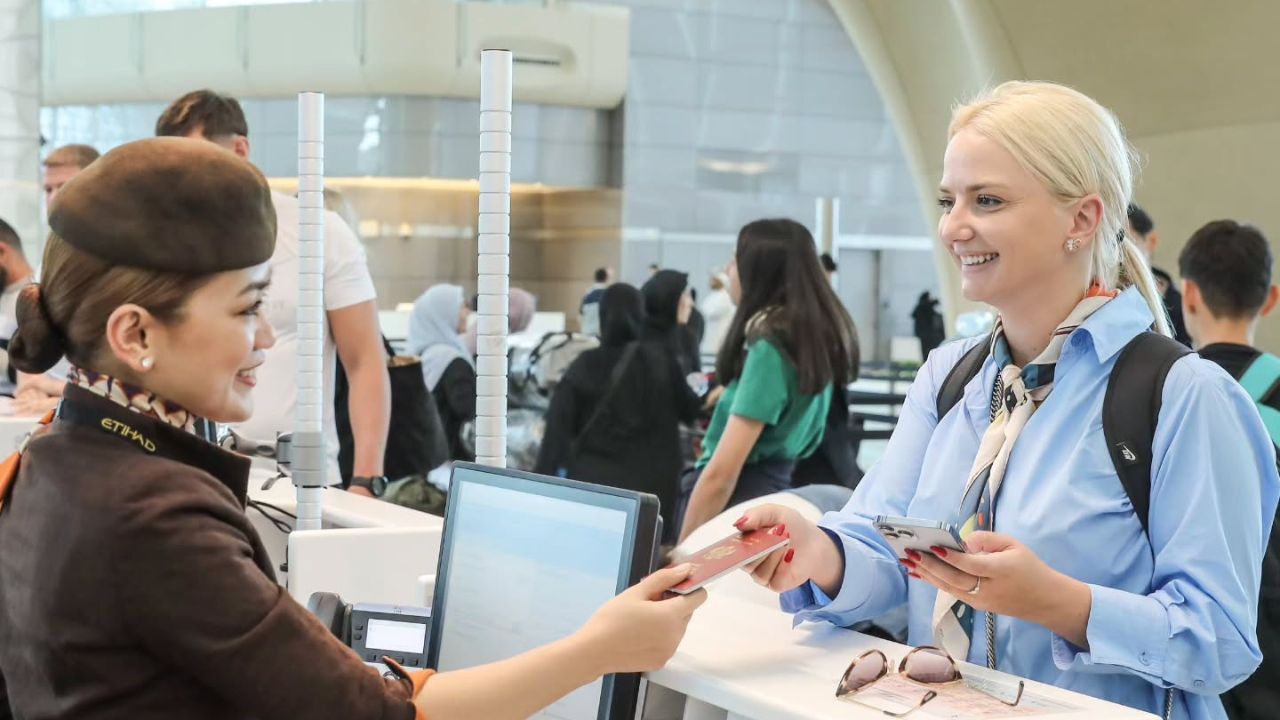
top-left (835, 646), bottom-right (1025, 717)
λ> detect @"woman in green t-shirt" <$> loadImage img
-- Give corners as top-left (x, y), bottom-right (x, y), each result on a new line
top-left (678, 219), bottom-right (858, 542)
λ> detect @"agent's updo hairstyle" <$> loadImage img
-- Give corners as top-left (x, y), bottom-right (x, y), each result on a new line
top-left (9, 234), bottom-right (209, 374)
top-left (948, 81), bottom-right (1172, 336)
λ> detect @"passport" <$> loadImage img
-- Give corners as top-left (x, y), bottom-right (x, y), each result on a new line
top-left (666, 530), bottom-right (790, 595)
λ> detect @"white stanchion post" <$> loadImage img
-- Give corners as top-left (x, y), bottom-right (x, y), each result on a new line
top-left (295, 91), bottom-right (326, 530)
top-left (475, 49), bottom-right (513, 468)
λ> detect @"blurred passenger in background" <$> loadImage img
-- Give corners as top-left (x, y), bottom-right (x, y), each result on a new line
top-left (580, 267), bottom-right (612, 336)
top-left (912, 291), bottom-right (946, 357)
top-left (466, 287), bottom-right (536, 356)
top-left (16, 144), bottom-right (101, 413)
top-left (642, 270), bottom-right (702, 377)
top-left (699, 270), bottom-right (735, 358)
top-left (1128, 203), bottom-right (1191, 346)
top-left (536, 284), bottom-right (701, 543)
top-left (679, 219), bottom-right (858, 541)
top-left (410, 284), bottom-right (476, 462)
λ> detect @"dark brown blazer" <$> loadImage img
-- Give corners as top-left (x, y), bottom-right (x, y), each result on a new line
top-left (0, 385), bottom-right (418, 719)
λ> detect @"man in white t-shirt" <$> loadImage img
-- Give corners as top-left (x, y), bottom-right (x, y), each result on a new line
top-left (157, 90), bottom-right (391, 495)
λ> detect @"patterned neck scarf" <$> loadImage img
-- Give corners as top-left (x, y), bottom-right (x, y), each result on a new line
top-left (931, 284), bottom-right (1118, 662)
top-left (67, 366), bottom-right (202, 435)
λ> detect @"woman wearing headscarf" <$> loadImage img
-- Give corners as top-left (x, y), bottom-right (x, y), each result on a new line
top-left (464, 287), bottom-right (536, 356)
top-left (409, 284), bottom-right (476, 461)
top-left (641, 270), bottom-right (702, 376)
top-left (536, 284), bottom-right (701, 542)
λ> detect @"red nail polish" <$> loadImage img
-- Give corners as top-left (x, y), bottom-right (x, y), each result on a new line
top-left (931, 546), bottom-right (949, 558)
top-left (733, 516), bottom-right (747, 528)
top-left (784, 549), bottom-right (795, 563)
top-left (899, 559), bottom-right (916, 569)
top-left (908, 572), bottom-right (921, 579)
top-left (777, 524), bottom-right (787, 535)
top-left (906, 549), bottom-right (921, 562)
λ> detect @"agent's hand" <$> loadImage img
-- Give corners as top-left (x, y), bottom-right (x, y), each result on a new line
top-left (909, 531), bottom-right (1092, 646)
top-left (735, 504), bottom-right (843, 595)
top-left (578, 564), bottom-right (707, 674)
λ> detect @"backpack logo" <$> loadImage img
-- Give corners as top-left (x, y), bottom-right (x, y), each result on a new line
top-left (1116, 441), bottom-right (1139, 465)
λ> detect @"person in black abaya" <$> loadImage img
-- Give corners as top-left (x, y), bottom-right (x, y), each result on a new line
top-left (535, 283), bottom-right (701, 542)
top-left (641, 270), bottom-right (703, 376)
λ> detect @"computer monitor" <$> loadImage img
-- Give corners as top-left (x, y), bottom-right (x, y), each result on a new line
top-left (427, 463), bottom-right (661, 720)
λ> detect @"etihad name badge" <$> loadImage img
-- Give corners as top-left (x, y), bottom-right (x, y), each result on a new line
top-left (100, 418), bottom-right (157, 453)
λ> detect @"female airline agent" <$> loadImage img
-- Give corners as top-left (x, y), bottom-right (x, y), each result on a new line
top-left (740, 82), bottom-right (1279, 720)
top-left (0, 138), bottom-right (704, 720)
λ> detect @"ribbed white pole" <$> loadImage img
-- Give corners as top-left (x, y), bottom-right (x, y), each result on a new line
top-left (295, 91), bottom-right (326, 529)
top-left (475, 49), bottom-right (513, 468)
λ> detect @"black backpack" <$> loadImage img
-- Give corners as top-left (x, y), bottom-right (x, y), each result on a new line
top-left (940, 332), bottom-right (1279, 719)
top-left (792, 385), bottom-right (864, 491)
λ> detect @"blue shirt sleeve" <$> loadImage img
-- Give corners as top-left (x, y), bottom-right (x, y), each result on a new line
top-left (782, 340), bottom-right (979, 626)
top-left (1050, 356), bottom-right (1280, 694)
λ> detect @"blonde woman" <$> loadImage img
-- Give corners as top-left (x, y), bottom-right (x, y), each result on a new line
top-left (739, 82), bottom-right (1278, 719)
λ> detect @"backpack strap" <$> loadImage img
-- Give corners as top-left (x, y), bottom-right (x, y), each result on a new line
top-left (936, 334), bottom-right (992, 421)
top-left (1240, 353), bottom-right (1280, 404)
top-left (1102, 332), bottom-right (1192, 538)
top-left (1240, 353), bottom-right (1280, 446)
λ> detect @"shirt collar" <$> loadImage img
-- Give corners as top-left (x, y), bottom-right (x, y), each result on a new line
top-left (960, 286), bottom-right (1157, 422)
top-left (1067, 286), bottom-right (1155, 362)
top-left (57, 385), bottom-right (252, 506)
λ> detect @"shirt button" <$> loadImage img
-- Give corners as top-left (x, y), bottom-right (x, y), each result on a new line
top-left (1139, 651), bottom-right (1150, 666)
top-left (1194, 680), bottom-right (1204, 688)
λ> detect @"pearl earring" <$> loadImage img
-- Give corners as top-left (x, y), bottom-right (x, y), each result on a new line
top-left (1066, 238), bottom-right (1080, 253)
top-left (140, 357), bottom-right (154, 370)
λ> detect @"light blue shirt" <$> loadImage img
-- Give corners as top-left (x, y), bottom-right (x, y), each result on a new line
top-left (783, 288), bottom-right (1279, 719)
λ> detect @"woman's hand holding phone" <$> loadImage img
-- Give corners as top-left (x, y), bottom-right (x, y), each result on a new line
top-left (909, 531), bottom-right (1093, 649)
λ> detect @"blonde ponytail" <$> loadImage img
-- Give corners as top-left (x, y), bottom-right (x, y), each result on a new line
top-left (1118, 235), bottom-right (1173, 337)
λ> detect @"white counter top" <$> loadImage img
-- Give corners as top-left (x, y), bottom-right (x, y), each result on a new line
top-left (648, 589), bottom-right (1157, 720)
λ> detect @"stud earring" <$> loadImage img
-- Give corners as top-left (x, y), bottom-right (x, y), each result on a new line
top-left (140, 357), bottom-right (154, 370)
top-left (1066, 238), bottom-right (1080, 253)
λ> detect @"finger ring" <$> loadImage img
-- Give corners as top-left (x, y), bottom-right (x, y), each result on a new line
top-left (967, 577), bottom-right (982, 595)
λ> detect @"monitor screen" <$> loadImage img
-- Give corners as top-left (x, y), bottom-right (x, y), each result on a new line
top-left (431, 465), bottom-right (650, 720)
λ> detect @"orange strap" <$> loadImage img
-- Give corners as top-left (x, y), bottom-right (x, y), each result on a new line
top-left (382, 656), bottom-right (435, 720)
top-left (0, 411), bottom-right (54, 514)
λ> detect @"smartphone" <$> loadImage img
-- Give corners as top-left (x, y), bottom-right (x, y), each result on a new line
top-left (666, 529), bottom-right (790, 595)
top-left (873, 515), bottom-right (967, 560)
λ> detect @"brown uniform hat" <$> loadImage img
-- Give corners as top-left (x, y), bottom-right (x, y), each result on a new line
top-left (48, 137), bottom-right (276, 273)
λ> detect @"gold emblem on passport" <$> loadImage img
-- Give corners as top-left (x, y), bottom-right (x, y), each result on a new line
top-left (704, 545), bottom-right (738, 561)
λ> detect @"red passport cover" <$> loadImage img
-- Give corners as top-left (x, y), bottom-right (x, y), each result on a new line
top-left (667, 530), bottom-right (791, 594)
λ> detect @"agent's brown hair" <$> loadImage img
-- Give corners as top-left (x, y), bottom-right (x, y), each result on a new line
top-left (10, 234), bottom-right (212, 374)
